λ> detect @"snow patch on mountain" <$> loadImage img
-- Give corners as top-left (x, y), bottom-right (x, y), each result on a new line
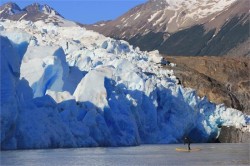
top-left (0, 19), bottom-right (249, 150)
top-left (155, 0), bottom-right (239, 29)
top-left (98, 0), bottom-right (240, 36)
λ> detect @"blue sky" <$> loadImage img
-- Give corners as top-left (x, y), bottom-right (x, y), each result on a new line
top-left (0, 0), bottom-right (147, 24)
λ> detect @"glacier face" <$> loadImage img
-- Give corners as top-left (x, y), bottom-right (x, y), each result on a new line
top-left (0, 20), bottom-right (249, 150)
top-left (21, 45), bottom-right (69, 97)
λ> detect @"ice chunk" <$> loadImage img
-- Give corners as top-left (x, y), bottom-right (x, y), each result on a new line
top-left (148, 50), bottom-right (163, 63)
top-left (101, 39), bottom-right (131, 54)
top-left (0, 29), bottom-right (31, 59)
top-left (74, 67), bottom-right (114, 110)
top-left (46, 90), bottom-right (75, 103)
top-left (21, 46), bottom-right (69, 97)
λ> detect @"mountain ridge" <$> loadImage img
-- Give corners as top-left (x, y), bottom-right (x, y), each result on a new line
top-left (88, 0), bottom-right (250, 57)
top-left (0, 2), bottom-right (78, 26)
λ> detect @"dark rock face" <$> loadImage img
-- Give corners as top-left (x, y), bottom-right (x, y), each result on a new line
top-left (199, 16), bottom-right (250, 56)
top-left (165, 56), bottom-right (250, 114)
top-left (218, 126), bottom-right (250, 143)
top-left (159, 25), bottom-right (215, 56)
top-left (128, 32), bottom-right (165, 52)
top-left (126, 15), bottom-right (250, 56)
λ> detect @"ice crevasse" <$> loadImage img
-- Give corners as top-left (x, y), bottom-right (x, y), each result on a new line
top-left (0, 20), bottom-right (249, 150)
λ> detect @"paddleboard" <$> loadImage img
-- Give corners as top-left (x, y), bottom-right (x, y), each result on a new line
top-left (175, 148), bottom-right (201, 152)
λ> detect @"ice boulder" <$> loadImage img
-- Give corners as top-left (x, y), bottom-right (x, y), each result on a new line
top-left (75, 56), bottom-right (92, 71)
top-left (46, 90), bottom-right (75, 103)
top-left (114, 59), bottom-right (144, 91)
top-left (148, 50), bottom-right (163, 64)
top-left (101, 39), bottom-right (131, 54)
top-left (21, 45), bottom-right (69, 97)
top-left (74, 67), bottom-right (114, 110)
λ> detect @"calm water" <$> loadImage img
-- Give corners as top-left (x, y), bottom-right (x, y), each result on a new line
top-left (1, 144), bottom-right (249, 166)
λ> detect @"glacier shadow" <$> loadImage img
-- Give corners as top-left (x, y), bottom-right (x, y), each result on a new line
top-left (103, 77), bottom-right (215, 145)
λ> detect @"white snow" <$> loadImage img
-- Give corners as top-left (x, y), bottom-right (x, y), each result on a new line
top-left (144, 0), bottom-right (238, 33)
top-left (164, 0), bottom-right (238, 15)
top-left (134, 13), bottom-right (141, 20)
top-left (166, 0), bottom-right (237, 12)
top-left (148, 10), bottom-right (161, 22)
top-left (168, 11), bottom-right (178, 24)
top-left (0, 19), bottom-right (249, 150)
top-left (154, 10), bottom-right (166, 26)
top-left (169, 63), bottom-right (176, 67)
top-left (148, 50), bottom-right (163, 63)
top-left (18, 13), bottom-right (27, 21)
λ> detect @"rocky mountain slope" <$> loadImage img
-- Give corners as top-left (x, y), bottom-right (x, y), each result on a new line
top-left (218, 126), bottom-right (250, 143)
top-left (165, 56), bottom-right (250, 114)
top-left (88, 0), bottom-right (250, 56)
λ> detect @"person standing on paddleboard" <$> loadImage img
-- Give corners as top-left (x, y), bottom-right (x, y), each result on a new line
top-left (184, 137), bottom-right (191, 150)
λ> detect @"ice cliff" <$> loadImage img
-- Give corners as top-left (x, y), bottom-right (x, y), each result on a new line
top-left (0, 20), bottom-right (249, 150)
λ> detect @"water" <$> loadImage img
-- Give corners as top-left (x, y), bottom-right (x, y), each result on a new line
top-left (1, 144), bottom-right (249, 166)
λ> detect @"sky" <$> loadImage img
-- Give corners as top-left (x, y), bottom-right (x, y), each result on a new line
top-left (0, 0), bottom-right (147, 24)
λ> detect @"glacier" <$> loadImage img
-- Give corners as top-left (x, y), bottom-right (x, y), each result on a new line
top-left (0, 19), bottom-right (249, 150)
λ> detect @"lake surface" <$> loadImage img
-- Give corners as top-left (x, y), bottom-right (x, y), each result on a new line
top-left (1, 144), bottom-right (249, 166)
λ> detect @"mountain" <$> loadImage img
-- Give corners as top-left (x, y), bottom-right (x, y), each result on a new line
top-left (1, 17), bottom-right (249, 149)
top-left (88, 0), bottom-right (250, 56)
top-left (87, 0), bottom-right (250, 116)
top-left (0, 2), bottom-right (77, 26)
